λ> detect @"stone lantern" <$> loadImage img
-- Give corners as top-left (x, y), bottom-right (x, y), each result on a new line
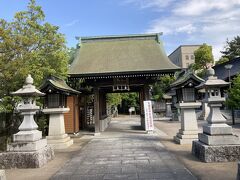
top-left (41, 76), bottom-right (79, 149)
top-left (163, 94), bottom-right (173, 120)
top-left (192, 67), bottom-right (240, 162)
top-left (170, 71), bottom-right (204, 144)
top-left (1, 75), bottom-right (54, 168)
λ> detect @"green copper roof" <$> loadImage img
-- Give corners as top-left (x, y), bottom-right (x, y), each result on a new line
top-left (170, 71), bottom-right (204, 89)
top-left (40, 76), bottom-right (80, 95)
top-left (69, 33), bottom-right (179, 76)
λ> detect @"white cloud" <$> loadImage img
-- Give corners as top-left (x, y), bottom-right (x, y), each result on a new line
top-left (176, 24), bottom-right (196, 34)
top-left (65, 19), bottom-right (79, 27)
top-left (127, 0), bottom-right (240, 60)
top-left (122, 0), bottom-right (175, 9)
top-left (173, 0), bottom-right (240, 16)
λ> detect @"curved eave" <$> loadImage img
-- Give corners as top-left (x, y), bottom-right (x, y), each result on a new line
top-left (40, 81), bottom-right (81, 95)
top-left (69, 68), bottom-right (180, 79)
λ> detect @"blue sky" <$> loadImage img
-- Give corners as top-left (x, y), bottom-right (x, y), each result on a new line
top-left (1, 0), bottom-right (240, 59)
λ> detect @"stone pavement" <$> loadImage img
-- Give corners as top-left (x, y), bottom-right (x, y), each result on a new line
top-left (52, 116), bottom-right (196, 180)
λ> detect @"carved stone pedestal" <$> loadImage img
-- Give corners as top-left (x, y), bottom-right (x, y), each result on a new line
top-left (174, 102), bottom-right (201, 144)
top-left (43, 108), bottom-right (73, 149)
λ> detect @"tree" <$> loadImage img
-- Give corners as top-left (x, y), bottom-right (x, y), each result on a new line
top-left (0, 0), bottom-right (68, 112)
top-left (221, 36), bottom-right (240, 60)
top-left (193, 43), bottom-right (214, 70)
top-left (192, 43), bottom-right (214, 78)
top-left (226, 74), bottom-right (240, 109)
top-left (152, 75), bottom-right (175, 101)
top-left (215, 57), bottom-right (229, 65)
top-left (0, 0), bottom-right (68, 149)
top-left (68, 47), bottom-right (77, 64)
top-left (106, 93), bottom-right (122, 107)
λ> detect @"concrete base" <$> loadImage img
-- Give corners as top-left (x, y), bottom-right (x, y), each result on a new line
top-left (192, 140), bottom-right (240, 162)
top-left (13, 130), bottom-right (42, 142)
top-left (202, 123), bottom-right (233, 135)
top-left (199, 133), bottom-right (240, 145)
top-left (7, 139), bottom-right (47, 152)
top-left (174, 130), bottom-right (199, 144)
top-left (46, 134), bottom-right (73, 150)
top-left (0, 170), bottom-right (6, 180)
top-left (0, 145), bottom-right (54, 168)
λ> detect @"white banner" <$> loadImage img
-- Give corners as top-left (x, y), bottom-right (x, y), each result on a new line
top-left (144, 101), bottom-right (154, 131)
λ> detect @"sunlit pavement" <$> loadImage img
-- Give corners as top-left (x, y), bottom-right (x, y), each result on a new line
top-left (52, 115), bottom-right (196, 180)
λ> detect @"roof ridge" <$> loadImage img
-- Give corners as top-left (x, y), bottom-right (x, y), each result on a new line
top-left (76, 33), bottom-right (162, 42)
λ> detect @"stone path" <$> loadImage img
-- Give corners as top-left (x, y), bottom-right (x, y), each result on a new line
top-left (51, 116), bottom-right (196, 180)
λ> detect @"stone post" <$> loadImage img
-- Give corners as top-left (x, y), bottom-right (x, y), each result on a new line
top-left (165, 102), bottom-right (173, 119)
top-left (42, 108), bottom-right (73, 149)
top-left (174, 102), bottom-right (201, 144)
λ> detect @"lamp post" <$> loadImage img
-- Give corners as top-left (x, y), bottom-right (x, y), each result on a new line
top-left (224, 64), bottom-right (234, 124)
top-left (224, 64), bottom-right (233, 87)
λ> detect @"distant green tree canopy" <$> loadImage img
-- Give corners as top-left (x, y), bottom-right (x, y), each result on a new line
top-left (221, 36), bottom-right (240, 60)
top-left (106, 93), bottom-right (122, 107)
top-left (226, 74), bottom-right (240, 109)
top-left (193, 43), bottom-right (214, 70)
top-left (152, 75), bottom-right (175, 101)
top-left (68, 47), bottom-right (77, 64)
top-left (215, 57), bottom-right (229, 65)
top-left (0, 0), bottom-right (68, 112)
top-left (192, 43), bottom-right (214, 78)
top-left (106, 92), bottom-right (139, 108)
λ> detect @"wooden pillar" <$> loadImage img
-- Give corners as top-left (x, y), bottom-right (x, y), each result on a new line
top-left (144, 84), bottom-right (151, 100)
top-left (140, 88), bottom-right (145, 129)
top-left (94, 87), bottom-right (100, 134)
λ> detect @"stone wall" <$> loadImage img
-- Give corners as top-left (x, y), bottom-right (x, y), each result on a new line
top-left (0, 146), bottom-right (54, 169)
top-left (192, 141), bottom-right (240, 162)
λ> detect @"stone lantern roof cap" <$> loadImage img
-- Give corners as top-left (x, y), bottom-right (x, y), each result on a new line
top-left (11, 74), bottom-right (45, 97)
top-left (196, 67), bottom-right (230, 89)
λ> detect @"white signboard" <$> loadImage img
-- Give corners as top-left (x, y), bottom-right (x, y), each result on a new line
top-left (144, 101), bottom-right (154, 131)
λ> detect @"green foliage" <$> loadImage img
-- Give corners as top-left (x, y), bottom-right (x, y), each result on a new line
top-left (152, 75), bottom-right (175, 101)
top-left (215, 57), bottom-right (229, 65)
top-left (0, 0), bottom-right (68, 112)
top-left (221, 36), bottom-right (240, 60)
top-left (192, 44), bottom-right (214, 78)
top-left (193, 44), bottom-right (214, 70)
top-left (68, 47), bottom-right (77, 64)
top-left (107, 92), bottom-right (139, 107)
top-left (106, 93), bottom-right (122, 106)
top-left (121, 93), bottom-right (139, 108)
top-left (226, 74), bottom-right (240, 109)
top-left (36, 114), bottom-right (48, 136)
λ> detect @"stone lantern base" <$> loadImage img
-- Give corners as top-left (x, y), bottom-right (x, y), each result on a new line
top-left (192, 141), bottom-right (240, 162)
top-left (42, 108), bottom-right (73, 150)
top-left (174, 102), bottom-right (201, 144)
top-left (0, 145), bottom-right (54, 168)
top-left (0, 130), bottom-right (54, 168)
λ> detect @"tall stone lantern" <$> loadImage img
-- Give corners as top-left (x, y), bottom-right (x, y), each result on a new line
top-left (1, 75), bottom-right (54, 168)
top-left (41, 76), bottom-right (78, 149)
top-left (170, 71), bottom-right (204, 144)
top-left (192, 67), bottom-right (240, 162)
